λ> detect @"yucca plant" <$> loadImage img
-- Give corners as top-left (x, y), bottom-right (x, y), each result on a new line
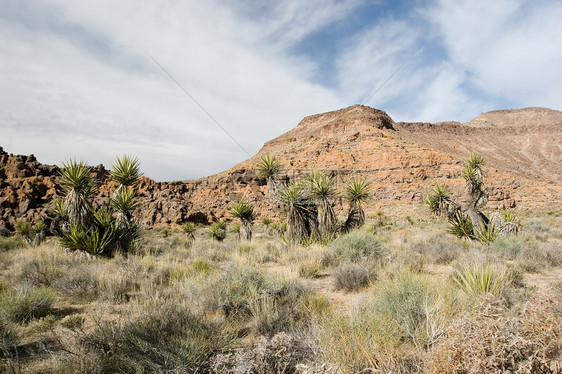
top-left (59, 160), bottom-right (96, 229)
top-left (447, 211), bottom-right (475, 241)
top-left (476, 223), bottom-right (498, 244)
top-left (181, 222), bottom-right (196, 244)
top-left (255, 153), bottom-right (281, 198)
top-left (110, 155), bottom-right (142, 188)
top-left (230, 198), bottom-right (255, 241)
top-left (462, 153), bottom-right (489, 235)
top-left (15, 220), bottom-right (45, 246)
top-left (59, 224), bottom-right (119, 255)
top-left (307, 170), bottom-right (337, 236)
top-left (452, 263), bottom-right (508, 297)
top-left (343, 176), bottom-right (371, 231)
top-left (277, 181), bottom-right (311, 244)
top-left (425, 183), bottom-right (460, 219)
top-left (210, 220), bottom-right (227, 242)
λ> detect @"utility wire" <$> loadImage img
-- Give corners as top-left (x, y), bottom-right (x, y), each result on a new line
top-left (361, 50), bottom-right (418, 106)
top-left (144, 51), bottom-right (252, 157)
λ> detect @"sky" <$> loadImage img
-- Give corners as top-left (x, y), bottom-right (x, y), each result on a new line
top-left (1, 0), bottom-right (561, 181)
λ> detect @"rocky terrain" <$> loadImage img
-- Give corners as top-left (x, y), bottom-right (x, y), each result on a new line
top-left (1, 105), bottom-right (561, 231)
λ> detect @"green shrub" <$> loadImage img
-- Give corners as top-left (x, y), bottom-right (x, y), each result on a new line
top-left (0, 320), bottom-right (20, 372)
top-left (0, 235), bottom-right (24, 252)
top-left (490, 235), bottom-right (530, 259)
top-left (0, 286), bottom-right (56, 323)
top-left (369, 272), bottom-right (451, 349)
top-left (73, 302), bottom-right (233, 373)
top-left (330, 230), bottom-right (385, 263)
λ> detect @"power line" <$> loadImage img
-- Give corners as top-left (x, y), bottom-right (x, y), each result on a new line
top-left (361, 50), bottom-right (418, 106)
top-left (144, 51), bottom-right (252, 157)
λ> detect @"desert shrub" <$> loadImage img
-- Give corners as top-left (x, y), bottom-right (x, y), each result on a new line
top-left (169, 259), bottom-right (215, 282)
top-left (315, 308), bottom-right (420, 373)
top-left (386, 248), bottom-right (425, 275)
top-left (427, 295), bottom-right (562, 373)
top-left (53, 267), bottom-right (98, 301)
top-left (490, 234), bottom-right (531, 259)
top-left (211, 332), bottom-right (315, 374)
top-left (0, 235), bottom-right (24, 252)
top-left (60, 314), bottom-right (85, 331)
top-left (369, 272), bottom-right (451, 349)
top-left (0, 286), bottom-right (55, 323)
top-left (330, 230), bottom-right (385, 263)
top-left (69, 302), bottom-right (233, 373)
top-left (298, 257), bottom-right (323, 278)
top-left (416, 234), bottom-right (462, 264)
top-left (332, 263), bottom-right (371, 292)
top-left (97, 267), bottom-right (137, 304)
top-left (0, 320), bottom-right (20, 373)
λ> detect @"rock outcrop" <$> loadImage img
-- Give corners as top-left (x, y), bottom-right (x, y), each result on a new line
top-left (1, 105), bottom-right (561, 231)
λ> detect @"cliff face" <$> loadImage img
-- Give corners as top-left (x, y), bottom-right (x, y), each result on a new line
top-left (1, 105), bottom-right (561, 231)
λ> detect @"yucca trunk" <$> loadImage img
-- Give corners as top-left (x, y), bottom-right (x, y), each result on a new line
top-left (240, 219), bottom-right (252, 242)
top-left (317, 200), bottom-right (336, 236)
top-left (64, 189), bottom-right (93, 229)
top-left (286, 207), bottom-right (309, 244)
top-left (266, 177), bottom-right (278, 200)
top-left (345, 201), bottom-right (365, 231)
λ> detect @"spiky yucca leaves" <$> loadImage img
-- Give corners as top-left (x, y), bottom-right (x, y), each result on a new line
top-left (256, 153), bottom-right (281, 198)
top-left (447, 211), bottom-right (475, 241)
top-left (476, 223), bottom-right (498, 244)
top-left (425, 183), bottom-right (460, 219)
top-left (277, 181), bottom-right (310, 244)
top-left (343, 176), bottom-right (371, 231)
top-left (452, 263), bottom-right (509, 297)
top-left (111, 155), bottom-right (142, 187)
top-left (462, 152), bottom-right (487, 207)
top-left (110, 188), bottom-right (139, 253)
top-left (307, 171), bottom-right (337, 237)
top-left (256, 153), bottom-right (281, 180)
top-left (181, 222), bottom-right (196, 245)
top-left (210, 220), bottom-right (227, 241)
top-left (60, 160), bottom-right (96, 229)
top-left (59, 224), bottom-right (119, 256)
top-left (15, 220), bottom-right (45, 246)
top-left (230, 199), bottom-right (255, 241)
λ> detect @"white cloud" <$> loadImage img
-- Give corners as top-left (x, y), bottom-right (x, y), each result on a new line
top-left (1, 0), bottom-right (560, 181)
top-left (427, 0), bottom-right (562, 109)
top-left (0, 0), bottom-right (353, 180)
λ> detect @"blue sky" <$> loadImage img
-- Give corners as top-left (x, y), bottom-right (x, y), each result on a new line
top-left (1, 0), bottom-right (561, 181)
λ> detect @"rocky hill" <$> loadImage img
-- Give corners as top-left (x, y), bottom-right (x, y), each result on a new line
top-left (1, 105), bottom-right (561, 232)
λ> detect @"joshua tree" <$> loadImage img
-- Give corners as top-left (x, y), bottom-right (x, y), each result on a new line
top-left (278, 181), bottom-right (310, 244)
top-left (461, 153), bottom-right (489, 235)
top-left (110, 155), bottom-right (142, 191)
top-left (255, 153), bottom-right (281, 198)
top-left (59, 160), bottom-right (96, 229)
top-left (307, 170), bottom-right (337, 236)
top-left (343, 176), bottom-right (371, 231)
top-left (230, 198), bottom-right (255, 241)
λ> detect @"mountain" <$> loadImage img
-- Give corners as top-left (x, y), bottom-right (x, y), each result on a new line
top-left (1, 105), bottom-right (561, 231)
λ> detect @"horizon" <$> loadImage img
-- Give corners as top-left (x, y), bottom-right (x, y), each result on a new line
top-left (1, 0), bottom-right (561, 181)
